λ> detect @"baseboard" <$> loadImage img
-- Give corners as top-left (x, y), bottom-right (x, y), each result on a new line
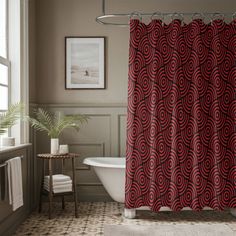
top-left (0, 208), bottom-right (31, 236)
top-left (77, 185), bottom-right (113, 201)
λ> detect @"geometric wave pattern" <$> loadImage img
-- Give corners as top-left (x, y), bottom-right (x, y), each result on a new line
top-left (125, 19), bottom-right (236, 211)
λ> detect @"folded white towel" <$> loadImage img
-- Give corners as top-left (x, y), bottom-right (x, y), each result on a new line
top-left (44, 185), bottom-right (72, 193)
top-left (44, 174), bottom-right (71, 183)
top-left (6, 157), bottom-right (23, 211)
top-left (44, 180), bottom-right (72, 187)
top-left (44, 183), bottom-right (72, 189)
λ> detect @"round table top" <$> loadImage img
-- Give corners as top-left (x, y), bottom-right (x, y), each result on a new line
top-left (37, 153), bottom-right (80, 159)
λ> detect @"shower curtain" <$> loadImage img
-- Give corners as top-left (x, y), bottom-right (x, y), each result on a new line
top-left (125, 19), bottom-right (236, 211)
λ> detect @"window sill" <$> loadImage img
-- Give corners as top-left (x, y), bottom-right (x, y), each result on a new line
top-left (0, 143), bottom-right (31, 154)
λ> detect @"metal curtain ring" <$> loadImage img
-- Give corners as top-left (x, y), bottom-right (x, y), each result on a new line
top-left (171, 12), bottom-right (184, 21)
top-left (129, 11), bottom-right (142, 21)
top-left (192, 12), bottom-right (205, 21)
top-left (205, 14), bottom-right (212, 23)
top-left (151, 12), bottom-right (164, 21)
top-left (232, 12), bottom-right (236, 20)
top-left (211, 12), bottom-right (225, 21)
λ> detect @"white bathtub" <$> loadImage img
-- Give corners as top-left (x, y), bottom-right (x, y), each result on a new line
top-left (83, 157), bottom-right (125, 203)
top-left (83, 157), bottom-right (236, 219)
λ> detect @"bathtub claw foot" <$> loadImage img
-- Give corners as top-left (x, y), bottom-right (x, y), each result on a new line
top-left (124, 208), bottom-right (136, 219)
top-left (230, 208), bottom-right (236, 217)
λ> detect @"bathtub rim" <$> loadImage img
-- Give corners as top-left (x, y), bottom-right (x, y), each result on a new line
top-left (83, 157), bottom-right (125, 169)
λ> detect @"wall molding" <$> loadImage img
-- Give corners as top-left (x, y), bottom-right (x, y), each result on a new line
top-left (118, 114), bottom-right (126, 157)
top-left (30, 102), bottom-right (127, 201)
top-left (77, 182), bottom-right (102, 186)
top-left (30, 102), bottom-right (127, 108)
top-left (68, 142), bottom-right (105, 170)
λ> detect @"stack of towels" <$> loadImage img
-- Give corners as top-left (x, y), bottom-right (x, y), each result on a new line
top-left (44, 174), bottom-right (72, 193)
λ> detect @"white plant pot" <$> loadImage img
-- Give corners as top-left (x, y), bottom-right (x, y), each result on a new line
top-left (51, 138), bottom-right (59, 154)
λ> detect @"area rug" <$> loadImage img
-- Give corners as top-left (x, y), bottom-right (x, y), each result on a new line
top-left (104, 224), bottom-right (235, 236)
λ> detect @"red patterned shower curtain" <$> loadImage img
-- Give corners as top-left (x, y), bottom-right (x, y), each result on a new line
top-left (125, 19), bottom-right (236, 211)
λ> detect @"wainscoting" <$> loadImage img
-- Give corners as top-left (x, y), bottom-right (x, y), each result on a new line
top-left (0, 144), bottom-right (33, 236)
top-left (30, 103), bottom-right (127, 201)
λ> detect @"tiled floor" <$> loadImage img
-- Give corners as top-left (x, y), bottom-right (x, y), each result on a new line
top-left (14, 202), bottom-right (236, 235)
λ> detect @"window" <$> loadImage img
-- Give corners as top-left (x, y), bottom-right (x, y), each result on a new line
top-left (0, 0), bottom-right (29, 144)
top-left (0, 0), bottom-right (10, 114)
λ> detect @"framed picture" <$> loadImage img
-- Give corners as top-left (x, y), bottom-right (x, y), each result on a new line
top-left (65, 37), bottom-right (105, 89)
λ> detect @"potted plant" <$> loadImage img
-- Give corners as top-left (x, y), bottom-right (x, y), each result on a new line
top-left (0, 103), bottom-right (24, 146)
top-left (28, 108), bottom-right (89, 154)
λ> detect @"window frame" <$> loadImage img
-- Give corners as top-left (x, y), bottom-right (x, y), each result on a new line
top-left (0, 0), bottom-right (10, 114)
top-left (1, 0), bottom-right (29, 144)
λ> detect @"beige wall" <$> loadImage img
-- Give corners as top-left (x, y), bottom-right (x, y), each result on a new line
top-left (29, 0), bottom-right (36, 103)
top-left (31, 0), bottom-right (236, 104)
top-left (29, 0), bottom-right (236, 200)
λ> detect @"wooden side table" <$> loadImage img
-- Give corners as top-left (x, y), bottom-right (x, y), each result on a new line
top-left (37, 153), bottom-right (79, 219)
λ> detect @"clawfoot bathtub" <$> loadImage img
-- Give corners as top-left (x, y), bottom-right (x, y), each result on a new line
top-left (83, 157), bottom-right (136, 217)
top-left (83, 157), bottom-right (126, 203)
top-left (83, 157), bottom-right (236, 219)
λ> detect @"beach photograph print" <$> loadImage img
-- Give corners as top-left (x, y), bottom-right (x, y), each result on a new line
top-left (66, 37), bottom-right (105, 89)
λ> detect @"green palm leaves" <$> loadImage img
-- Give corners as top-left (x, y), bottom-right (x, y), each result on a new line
top-left (28, 108), bottom-right (89, 138)
top-left (0, 105), bottom-right (88, 138)
top-left (0, 103), bottom-right (24, 135)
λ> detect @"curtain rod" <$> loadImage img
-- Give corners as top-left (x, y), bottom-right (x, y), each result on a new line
top-left (96, 0), bottom-right (236, 26)
top-left (96, 12), bottom-right (236, 26)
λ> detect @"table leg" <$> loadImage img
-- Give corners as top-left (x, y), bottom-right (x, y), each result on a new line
top-left (72, 157), bottom-right (78, 218)
top-left (62, 196), bottom-right (65, 209)
top-left (62, 159), bottom-right (64, 174)
top-left (38, 159), bottom-right (45, 213)
top-left (61, 159), bottom-right (66, 210)
top-left (49, 158), bottom-right (53, 219)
